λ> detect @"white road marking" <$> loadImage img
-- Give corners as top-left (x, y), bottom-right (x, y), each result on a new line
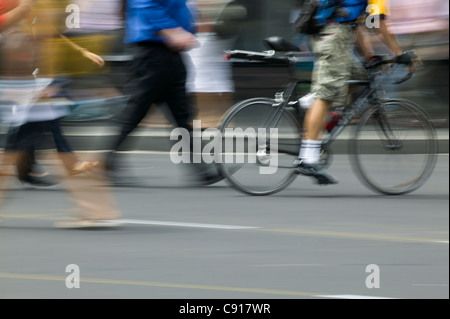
top-left (2, 215), bottom-right (447, 244)
top-left (252, 264), bottom-right (325, 267)
top-left (118, 219), bottom-right (259, 230)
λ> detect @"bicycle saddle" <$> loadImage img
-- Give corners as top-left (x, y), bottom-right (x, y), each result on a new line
top-left (263, 36), bottom-right (301, 52)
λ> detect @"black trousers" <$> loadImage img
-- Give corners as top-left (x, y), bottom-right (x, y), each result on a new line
top-left (111, 41), bottom-right (194, 152)
top-left (4, 122), bottom-right (45, 180)
top-left (4, 119), bottom-right (73, 179)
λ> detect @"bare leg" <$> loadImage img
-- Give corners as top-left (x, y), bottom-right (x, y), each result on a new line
top-left (296, 97), bottom-right (338, 184)
top-left (303, 98), bottom-right (332, 141)
top-left (51, 152), bottom-right (122, 225)
top-left (0, 150), bottom-right (15, 177)
top-left (0, 151), bottom-right (16, 206)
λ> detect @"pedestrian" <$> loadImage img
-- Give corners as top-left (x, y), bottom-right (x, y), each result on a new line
top-left (105, 0), bottom-right (221, 185)
top-left (0, 0), bottom-right (101, 185)
top-left (291, 0), bottom-right (313, 52)
top-left (184, 0), bottom-right (247, 129)
top-left (0, 0), bottom-right (123, 228)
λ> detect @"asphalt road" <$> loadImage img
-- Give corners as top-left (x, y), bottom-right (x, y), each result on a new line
top-left (0, 153), bottom-right (448, 300)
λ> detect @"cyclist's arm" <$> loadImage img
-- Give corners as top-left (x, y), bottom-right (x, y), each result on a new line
top-left (355, 17), bottom-right (402, 58)
top-left (377, 18), bottom-right (402, 56)
top-left (367, 16), bottom-right (422, 70)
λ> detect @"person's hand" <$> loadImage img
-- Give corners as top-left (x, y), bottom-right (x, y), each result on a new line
top-left (410, 54), bottom-right (423, 72)
top-left (397, 51), bottom-right (422, 73)
top-left (158, 27), bottom-right (199, 51)
top-left (81, 49), bottom-right (105, 68)
top-left (409, 56), bottom-right (423, 74)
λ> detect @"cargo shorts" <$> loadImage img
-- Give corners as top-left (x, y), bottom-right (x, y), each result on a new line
top-left (311, 23), bottom-right (367, 106)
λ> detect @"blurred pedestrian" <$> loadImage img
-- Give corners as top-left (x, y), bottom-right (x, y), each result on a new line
top-left (105, 0), bottom-right (221, 185)
top-left (184, 0), bottom-right (247, 129)
top-left (0, 0), bottom-right (102, 185)
top-left (291, 0), bottom-right (312, 52)
top-left (0, 0), bottom-right (123, 228)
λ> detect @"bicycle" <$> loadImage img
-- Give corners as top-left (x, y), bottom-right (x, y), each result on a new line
top-left (216, 37), bottom-right (437, 196)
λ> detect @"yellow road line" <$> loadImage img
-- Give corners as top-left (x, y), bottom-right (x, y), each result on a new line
top-left (256, 228), bottom-right (448, 244)
top-left (0, 272), bottom-right (319, 297)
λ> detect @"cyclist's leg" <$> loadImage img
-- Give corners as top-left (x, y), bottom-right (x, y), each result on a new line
top-left (346, 53), bottom-right (369, 104)
top-left (297, 24), bottom-right (354, 185)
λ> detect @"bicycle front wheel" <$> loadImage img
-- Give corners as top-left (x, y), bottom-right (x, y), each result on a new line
top-left (351, 99), bottom-right (437, 195)
top-left (217, 98), bottom-right (301, 196)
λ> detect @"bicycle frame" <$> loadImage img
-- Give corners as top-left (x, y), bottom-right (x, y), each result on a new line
top-left (324, 61), bottom-right (412, 147)
top-left (323, 84), bottom-right (375, 147)
top-left (264, 78), bottom-right (376, 156)
top-left (226, 47), bottom-right (418, 159)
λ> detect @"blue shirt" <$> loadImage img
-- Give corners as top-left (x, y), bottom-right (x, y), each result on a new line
top-left (125, 0), bottom-right (196, 44)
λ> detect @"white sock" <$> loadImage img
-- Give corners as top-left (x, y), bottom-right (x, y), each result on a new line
top-left (299, 140), bottom-right (321, 164)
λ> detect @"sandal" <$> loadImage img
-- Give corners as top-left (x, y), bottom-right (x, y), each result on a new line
top-left (68, 161), bottom-right (100, 176)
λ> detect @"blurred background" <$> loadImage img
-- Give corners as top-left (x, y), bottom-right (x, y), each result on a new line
top-left (1, 0), bottom-right (448, 150)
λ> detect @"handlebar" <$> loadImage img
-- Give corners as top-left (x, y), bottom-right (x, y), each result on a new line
top-left (223, 49), bottom-right (300, 65)
top-left (224, 49), bottom-right (419, 85)
top-left (394, 70), bottom-right (413, 84)
top-left (364, 50), bottom-right (419, 84)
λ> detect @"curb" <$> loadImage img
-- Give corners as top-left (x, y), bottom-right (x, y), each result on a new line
top-left (2, 125), bottom-right (447, 154)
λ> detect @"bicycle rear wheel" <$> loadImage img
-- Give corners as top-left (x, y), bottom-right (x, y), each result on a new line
top-left (351, 99), bottom-right (437, 195)
top-left (217, 98), bottom-right (301, 196)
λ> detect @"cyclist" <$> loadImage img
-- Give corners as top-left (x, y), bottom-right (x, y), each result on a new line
top-left (296, 0), bottom-right (413, 185)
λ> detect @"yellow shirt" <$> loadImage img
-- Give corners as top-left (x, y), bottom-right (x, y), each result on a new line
top-left (357, 0), bottom-right (390, 24)
top-left (33, 0), bottom-right (110, 77)
top-left (368, 0), bottom-right (391, 16)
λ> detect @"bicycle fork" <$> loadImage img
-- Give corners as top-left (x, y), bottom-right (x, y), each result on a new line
top-left (372, 106), bottom-right (403, 150)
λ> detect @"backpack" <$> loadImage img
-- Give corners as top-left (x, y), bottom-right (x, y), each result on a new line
top-left (335, 0), bottom-right (367, 23)
top-left (294, 0), bottom-right (335, 35)
top-left (294, 0), bottom-right (367, 35)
